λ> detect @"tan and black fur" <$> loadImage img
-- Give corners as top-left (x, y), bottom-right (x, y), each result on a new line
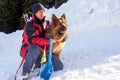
top-left (46, 13), bottom-right (68, 58)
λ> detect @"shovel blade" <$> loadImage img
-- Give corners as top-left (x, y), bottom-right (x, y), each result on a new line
top-left (39, 62), bottom-right (53, 80)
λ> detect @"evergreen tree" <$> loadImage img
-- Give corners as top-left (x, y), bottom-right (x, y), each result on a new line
top-left (22, 0), bottom-right (47, 13)
top-left (0, 0), bottom-right (69, 34)
top-left (0, 0), bottom-right (23, 34)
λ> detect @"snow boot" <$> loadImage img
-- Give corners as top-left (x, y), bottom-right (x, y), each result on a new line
top-left (19, 72), bottom-right (29, 80)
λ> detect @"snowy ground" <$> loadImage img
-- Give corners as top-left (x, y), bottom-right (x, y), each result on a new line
top-left (0, 0), bottom-right (120, 80)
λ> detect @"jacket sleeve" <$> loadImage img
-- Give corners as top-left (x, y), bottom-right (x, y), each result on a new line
top-left (32, 37), bottom-right (49, 46)
top-left (25, 22), bottom-right (49, 46)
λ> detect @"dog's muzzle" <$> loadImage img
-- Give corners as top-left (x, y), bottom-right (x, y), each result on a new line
top-left (58, 26), bottom-right (67, 35)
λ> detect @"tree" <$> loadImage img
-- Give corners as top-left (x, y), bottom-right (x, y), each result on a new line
top-left (0, 0), bottom-right (69, 34)
top-left (0, 0), bottom-right (23, 34)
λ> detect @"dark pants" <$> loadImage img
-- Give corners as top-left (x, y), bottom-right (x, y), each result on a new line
top-left (23, 44), bottom-right (63, 73)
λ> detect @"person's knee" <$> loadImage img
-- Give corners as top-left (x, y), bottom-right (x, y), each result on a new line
top-left (28, 44), bottom-right (40, 55)
top-left (54, 62), bottom-right (63, 71)
top-left (52, 55), bottom-right (64, 71)
top-left (27, 44), bottom-right (40, 59)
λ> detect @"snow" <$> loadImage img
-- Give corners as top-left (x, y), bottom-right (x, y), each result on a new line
top-left (0, 0), bottom-right (120, 80)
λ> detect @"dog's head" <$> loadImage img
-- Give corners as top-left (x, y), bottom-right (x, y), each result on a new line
top-left (46, 13), bottom-right (68, 41)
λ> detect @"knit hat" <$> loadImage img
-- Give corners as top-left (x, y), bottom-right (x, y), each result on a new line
top-left (32, 3), bottom-right (45, 14)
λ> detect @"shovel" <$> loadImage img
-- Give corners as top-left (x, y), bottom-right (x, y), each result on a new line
top-left (38, 38), bottom-right (53, 80)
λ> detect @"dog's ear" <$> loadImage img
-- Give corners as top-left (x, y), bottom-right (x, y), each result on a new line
top-left (52, 14), bottom-right (59, 25)
top-left (61, 13), bottom-right (66, 19)
top-left (52, 14), bottom-right (58, 22)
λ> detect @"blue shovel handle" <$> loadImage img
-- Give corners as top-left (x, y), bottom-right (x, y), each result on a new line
top-left (39, 37), bottom-right (53, 80)
top-left (48, 38), bottom-right (53, 62)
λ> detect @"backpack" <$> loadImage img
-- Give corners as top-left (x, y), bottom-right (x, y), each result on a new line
top-left (20, 14), bottom-right (32, 58)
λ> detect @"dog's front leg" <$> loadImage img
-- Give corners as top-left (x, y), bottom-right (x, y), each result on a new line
top-left (56, 49), bottom-right (62, 59)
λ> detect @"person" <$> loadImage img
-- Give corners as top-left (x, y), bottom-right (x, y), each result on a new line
top-left (20, 3), bottom-right (63, 79)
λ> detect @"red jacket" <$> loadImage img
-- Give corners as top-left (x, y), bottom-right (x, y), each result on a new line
top-left (20, 15), bottom-right (50, 58)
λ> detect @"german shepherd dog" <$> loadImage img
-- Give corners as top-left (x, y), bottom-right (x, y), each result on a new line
top-left (46, 13), bottom-right (68, 58)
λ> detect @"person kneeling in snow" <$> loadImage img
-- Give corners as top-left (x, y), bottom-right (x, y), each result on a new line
top-left (20, 3), bottom-right (63, 79)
